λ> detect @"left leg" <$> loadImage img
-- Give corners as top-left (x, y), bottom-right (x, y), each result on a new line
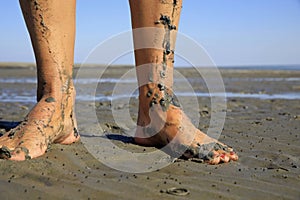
top-left (0, 0), bottom-right (79, 160)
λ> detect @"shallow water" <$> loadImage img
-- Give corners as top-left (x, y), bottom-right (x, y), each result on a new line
top-left (1, 76), bottom-right (300, 102)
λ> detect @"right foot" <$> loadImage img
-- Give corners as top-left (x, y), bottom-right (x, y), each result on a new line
top-left (134, 83), bottom-right (238, 165)
top-left (0, 88), bottom-right (80, 161)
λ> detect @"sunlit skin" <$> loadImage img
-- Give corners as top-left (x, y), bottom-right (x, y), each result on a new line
top-left (0, 0), bottom-right (237, 164)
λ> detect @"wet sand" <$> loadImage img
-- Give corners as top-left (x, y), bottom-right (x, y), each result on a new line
top-left (0, 64), bottom-right (300, 199)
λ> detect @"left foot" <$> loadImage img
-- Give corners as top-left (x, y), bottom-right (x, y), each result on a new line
top-left (0, 86), bottom-right (80, 160)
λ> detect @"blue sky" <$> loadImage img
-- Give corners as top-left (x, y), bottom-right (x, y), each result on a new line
top-left (0, 0), bottom-right (300, 66)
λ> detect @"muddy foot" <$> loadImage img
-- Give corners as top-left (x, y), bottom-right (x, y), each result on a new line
top-left (0, 95), bottom-right (80, 161)
top-left (134, 83), bottom-right (238, 165)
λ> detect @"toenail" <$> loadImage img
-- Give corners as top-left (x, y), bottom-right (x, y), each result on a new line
top-left (220, 154), bottom-right (226, 159)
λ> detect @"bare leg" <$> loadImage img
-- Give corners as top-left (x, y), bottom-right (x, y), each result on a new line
top-left (129, 0), bottom-right (238, 164)
top-left (0, 0), bottom-right (79, 160)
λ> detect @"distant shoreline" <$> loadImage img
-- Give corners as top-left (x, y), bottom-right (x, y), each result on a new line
top-left (0, 62), bottom-right (299, 71)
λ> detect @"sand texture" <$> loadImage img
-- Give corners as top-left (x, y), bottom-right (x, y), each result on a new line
top-left (0, 65), bottom-right (299, 200)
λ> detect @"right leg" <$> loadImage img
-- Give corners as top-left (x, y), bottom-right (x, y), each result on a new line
top-left (0, 0), bottom-right (79, 160)
top-left (129, 0), bottom-right (238, 164)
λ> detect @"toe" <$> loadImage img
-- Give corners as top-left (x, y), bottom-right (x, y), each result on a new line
top-left (219, 153), bottom-right (230, 163)
top-left (206, 149), bottom-right (237, 164)
top-left (9, 147), bottom-right (32, 161)
top-left (215, 146), bottom-right (239, 162)
top-left (208, 154), bottom-right (221, 165)
top-left (228, 151), bottom-right (238, 161)
top-left (9, 152), bottom-right (26, 161)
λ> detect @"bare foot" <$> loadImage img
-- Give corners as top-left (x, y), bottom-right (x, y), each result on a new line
top-left (0, 90), bottom-right (80, 161)
top-left (134, 83), bottom-right (238, 165)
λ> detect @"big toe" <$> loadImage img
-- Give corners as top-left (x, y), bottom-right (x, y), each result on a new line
top-left (9, 146), bottom-right (33, 161)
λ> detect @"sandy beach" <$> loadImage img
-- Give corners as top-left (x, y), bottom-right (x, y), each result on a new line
top-left (0, 64), bottom-right (299, 199)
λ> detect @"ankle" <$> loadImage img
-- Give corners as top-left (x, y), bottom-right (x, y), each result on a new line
top-left (138, 82), bottom-right (180, 114)
top-left (37, 78), bottom-right (75, 101)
